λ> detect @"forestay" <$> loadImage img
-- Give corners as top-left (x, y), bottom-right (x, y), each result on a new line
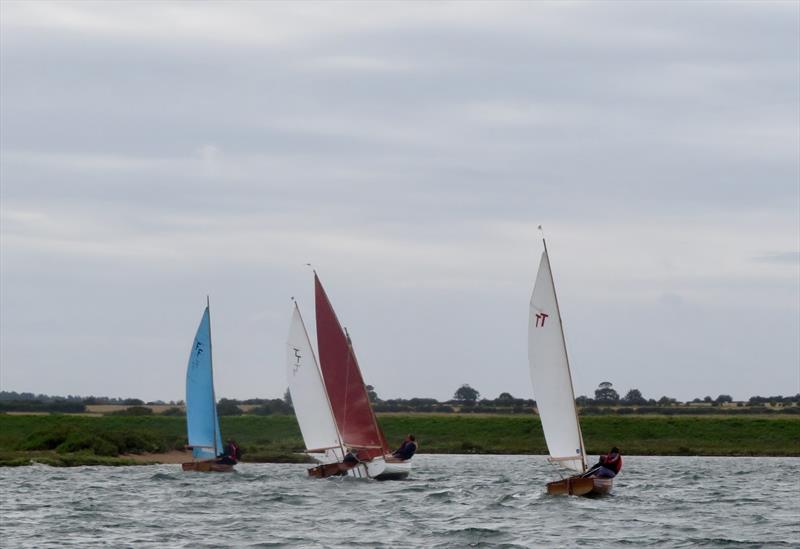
top-left (286, 303), bottom-right (343, 453)
top-left (315, 274), bottom-right (389, 461)
top-left (528, 248), bottom-right (587, 472)
top-left (185, 306), bottom-right (223, 460)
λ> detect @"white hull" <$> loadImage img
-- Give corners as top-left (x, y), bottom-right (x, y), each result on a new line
top-left (350, 457), bottom-right (412, 480)
top-left (364, 457), bottom-right (412, 480)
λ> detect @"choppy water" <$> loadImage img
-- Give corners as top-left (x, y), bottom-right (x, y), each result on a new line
top-left (1, 455), bottom-right (798, 547)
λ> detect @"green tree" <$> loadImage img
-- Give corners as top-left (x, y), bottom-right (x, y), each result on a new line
top-left (216, 398), bottom-right (242, 416)
top-left (621, 389), bottom-right (647, 405)
top-left (594, 382), bottom-right (619, 404)
top-left (454, 384), bottom-right (480, 402)
top-left (366, 385), bottom-right (379, 403)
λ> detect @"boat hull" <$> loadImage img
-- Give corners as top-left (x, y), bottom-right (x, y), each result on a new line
top-left (589, 477), bottom-right (613, 495)
top-left (181, 460), bottom-right (234, 473)
top-left (547, 475), bottom-right (613, 496)
top-left (307, 456), bottom-right (412, 480)
top-left (370, 457), bottom-right (412, 480)
top-left (307, 461), bottom-right (353, 478)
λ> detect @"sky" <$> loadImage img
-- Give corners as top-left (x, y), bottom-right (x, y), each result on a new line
top-left (1, 1), bottom-right (798, 403)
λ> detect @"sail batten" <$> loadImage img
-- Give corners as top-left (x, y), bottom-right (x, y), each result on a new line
top-left (314, 274), bottom-right (389, 460)
top-left (528, 248), bottom-right (587, 473)
top-left (287, 303), bottom-right (343, 453)
top-left (185, 306), bottom-right (223, 460)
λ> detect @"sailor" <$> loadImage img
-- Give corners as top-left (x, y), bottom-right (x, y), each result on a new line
top-left (216, 439), bottom-right (240, 465)
top-left (587, 447), bottom-right (622, 478)
top-left (392, 434), bottom-right (418, 460)
top-left (342, 449), bottom-right (360, 465)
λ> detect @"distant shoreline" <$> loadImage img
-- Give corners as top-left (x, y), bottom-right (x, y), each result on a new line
top-left (1, 413), bottom-right (798, 467)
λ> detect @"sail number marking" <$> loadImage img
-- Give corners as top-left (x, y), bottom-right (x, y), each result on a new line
top-left (292, 347), bottom-right (302, 374)
top-left (535, 313), bottom-right (549, 327)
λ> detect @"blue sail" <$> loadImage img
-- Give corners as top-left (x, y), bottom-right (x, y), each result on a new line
top-left (185, 306), bottom-right (223, 460)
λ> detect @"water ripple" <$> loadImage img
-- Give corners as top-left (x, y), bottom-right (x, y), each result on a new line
top-left (1, 456), bottom-right (798, 547)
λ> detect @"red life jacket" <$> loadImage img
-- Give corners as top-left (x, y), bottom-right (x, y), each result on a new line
top-left (602, 453), bottom-right (622, 473)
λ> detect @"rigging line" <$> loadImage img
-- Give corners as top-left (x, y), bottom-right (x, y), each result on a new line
top-left (342, 334), bottom-right (352, 445)
top-left (543, 238), bottom-right (587, 472)
top-left (547, 459), bottom-right (567, 480)
top-left (206, 300), bottom-right (221, 458)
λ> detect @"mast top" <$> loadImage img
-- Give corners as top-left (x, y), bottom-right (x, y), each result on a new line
top-left (538, 224), bottom-right (549, 253)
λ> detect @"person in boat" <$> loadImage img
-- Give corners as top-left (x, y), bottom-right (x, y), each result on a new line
top-left (586, 447), bottom-right (622, 478)
top-left (392, 434), bottom-right (417, 461)
top-left (338, 448), bottom-right (363, 471)
top-left (216, 439), bottom-right (240, 465)
top-left (342, 449), bottom-right (360, 465)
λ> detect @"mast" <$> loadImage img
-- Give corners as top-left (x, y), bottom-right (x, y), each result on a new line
top-left (541, 238), bottom-right (587, 472)
top-left (207, 295), bottom-right (220, 457)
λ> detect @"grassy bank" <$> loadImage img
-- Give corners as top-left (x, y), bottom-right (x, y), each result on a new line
top-left (0, 413), bottom-right (797, 466)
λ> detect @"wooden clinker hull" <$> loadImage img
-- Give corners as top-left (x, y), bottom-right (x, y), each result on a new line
top-left (181, 460), bottom-right (234, 473)
top-left (308, 456), bottom-right (411, 480)
top-left (307, 461), bottom-right (353, 478)
top-left (547, 476), bottom-right (613, 496)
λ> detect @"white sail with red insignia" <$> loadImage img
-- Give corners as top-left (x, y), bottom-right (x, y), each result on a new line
top-left (528, 241), bottom-right (587, 473)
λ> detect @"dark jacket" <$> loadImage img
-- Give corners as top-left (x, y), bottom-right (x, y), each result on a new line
top-left (393, 441), bottom-right (417, 460)
top-left (222, 442), bottom-right (239, 462)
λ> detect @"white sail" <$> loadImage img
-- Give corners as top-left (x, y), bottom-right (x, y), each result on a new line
top-left (286, 303), bottom-right (342, 453)
top-left (528, 247), bottom-right (587, 473)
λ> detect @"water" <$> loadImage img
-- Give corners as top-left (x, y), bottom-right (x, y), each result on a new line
top-left (1, 456), bottom-right (798, 547)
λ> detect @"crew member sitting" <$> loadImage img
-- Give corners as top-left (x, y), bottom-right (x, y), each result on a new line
top-left (216, 439), bottom-right (240, 465)
top-left (342, 449), bottom-right (360, 465)
top-left (392, 434), bottom-right (418, 460)
top-left (586, 446), bottom-right (622, 478)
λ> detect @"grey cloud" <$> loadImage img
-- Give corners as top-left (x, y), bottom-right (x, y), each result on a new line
top-left (754, 252), bottom-right (800, 265)
top-left (1, 1), bottom-right (798, 401)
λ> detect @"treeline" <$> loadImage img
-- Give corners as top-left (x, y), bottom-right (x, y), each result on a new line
top-left (578, 382), bottom-right (800, 407)
top-left (0, 400), bottom-right (87, 413)
top-left (0, 391), bottom-right (185, 413)
top-left (0, 391), bottom-right (179, 405)
top-left (2, 385), bottom-right (799, 416)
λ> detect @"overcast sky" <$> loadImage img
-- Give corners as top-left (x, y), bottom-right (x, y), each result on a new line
top-left (1, 1), bottom-right (798, 403)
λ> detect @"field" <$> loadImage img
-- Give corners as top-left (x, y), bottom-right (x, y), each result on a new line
top-left (0, 413), bottom-right (797, 466)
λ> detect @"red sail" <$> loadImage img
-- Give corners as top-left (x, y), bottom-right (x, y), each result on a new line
top-left (315, 274), bottom-right (389, 460)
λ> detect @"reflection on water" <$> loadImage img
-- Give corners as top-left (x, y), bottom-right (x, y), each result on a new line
top-left (1, 455), bottom-right (798, 547)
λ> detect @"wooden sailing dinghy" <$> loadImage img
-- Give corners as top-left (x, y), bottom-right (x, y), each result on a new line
top-left (286, 273), bottom-right (412, 480)
top-left (528, 236), bottom-right (612, 496)
top-left (182, 300), bottom-right (233, 473)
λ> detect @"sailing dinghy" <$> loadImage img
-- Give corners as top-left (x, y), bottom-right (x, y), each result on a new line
top-left (182, 300), bottom-right (233, 473)
top-left (286, 273), bottom-right (412, 480)
top-left (528, 237), bottom-right (613, 496)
